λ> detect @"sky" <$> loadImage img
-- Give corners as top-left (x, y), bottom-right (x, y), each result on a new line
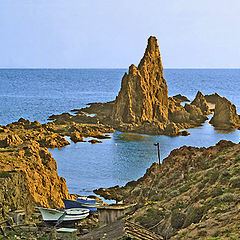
top-left (0, 0), bottom-right (240, 68)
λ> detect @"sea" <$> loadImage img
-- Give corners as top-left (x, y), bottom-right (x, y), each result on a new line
top-left (0, 69), bottom-right (240, 196)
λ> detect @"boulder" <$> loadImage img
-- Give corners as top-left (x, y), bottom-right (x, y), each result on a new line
top-left (70, 131), bottom-right (84, 143)
top-left (204, 93), bottom-right (221, 104)
top-left (184, 104), bottom-right (208, 123)
top-left (172, 94), bottom-right (190, 102)
top-left (88, 139), bottom-right (102, 144)
top-left (112, 36), bottom-right (168, 123)
top-left (209, 96), bottom-right (240, 129)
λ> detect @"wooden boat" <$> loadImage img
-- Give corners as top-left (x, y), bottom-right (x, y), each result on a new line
top-left (63, 197), bottom-right (100, 212)
top-left (36, 207), bottom-right (89, 224)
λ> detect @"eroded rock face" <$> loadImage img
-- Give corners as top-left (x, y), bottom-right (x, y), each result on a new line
top-left (0, 140), bottom-right (70, 209)
top-left (204, 93), bottom-right (221, 104)
top-left (0, 171), bottom-right (34, 219)
top-left (210, 96), bottom-right (240, 129)
top-left (112, 36), bottom-right (168, 124)
top-left (191, 91), bottom-right (211, 115)
top-left (0, 134), bottom-right (23, 148)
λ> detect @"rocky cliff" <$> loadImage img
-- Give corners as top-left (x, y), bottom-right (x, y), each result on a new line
top-left (112, 36), bottom-right (168, 124)
top-left (94, 140), bottom-right (240, 239)
top-left (210, 96), bottom-right (240, 130)
top-left (0, 117), bottom-right (115, 219)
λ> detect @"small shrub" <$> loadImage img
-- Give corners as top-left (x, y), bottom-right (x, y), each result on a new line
top-left (183, 206), bottom-right (204, 228)
top-left (131, 188), bottom-right (141, 197)
top-left (171, 209), bottom-right (186, 229)
top-left (142, 187), bottom-right (150, 197)
top-left (179, 183), bottom-right (191, 193)
top-left (135, 208), bottom-right (164, 228)
top-left (229, 176), bottom-right (240, 188)
top-left (211, 187), bottom-right (223, 197)
top-left (0, 171), bottom-right (11, 178)
top-left (170, 200), bottom-right (186, 211)
top-left (219, 171), bottom-right (231, 184)
top-left (170, 190), bottom-right (180, 197)
top-left (219, 193), bottom-right (235, 202)
top-left (206, 169), bottom-right (219, 184)
top-left (232, 167), bottom-right (240, 175)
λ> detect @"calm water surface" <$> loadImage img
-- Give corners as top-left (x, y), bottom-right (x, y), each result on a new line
top-left (0, 69), bottom-right (240, 195)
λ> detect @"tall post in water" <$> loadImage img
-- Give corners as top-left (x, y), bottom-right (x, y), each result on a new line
top-left (154, 143), bottom-right (160, 165)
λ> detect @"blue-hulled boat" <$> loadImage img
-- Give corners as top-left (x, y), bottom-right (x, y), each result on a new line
top-left (63, 197), bottom-right (99, 212)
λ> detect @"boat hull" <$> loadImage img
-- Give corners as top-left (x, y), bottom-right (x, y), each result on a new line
top-left (63, 199), bottom-right (98, 211)
top-left (36, 207), bottom-right (89, 223)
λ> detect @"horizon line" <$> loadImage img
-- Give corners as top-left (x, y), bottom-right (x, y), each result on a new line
top-left (0, 67), bottom-right (240, 70)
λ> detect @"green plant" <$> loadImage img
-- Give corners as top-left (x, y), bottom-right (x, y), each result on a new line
top-left (183, 206), bottom-right (205, 228)
top-left (135, 208), bottom-right (164, 228)
top-left (179, 183), bottom-right (191, 193)
top-left (171, 209), bottom-right (186, 229)
top-left (229, 176), bottom-right (240, 188)
top-left (0, 171), bottom-right (11, 178)
top-left (219, 193), bottom-right (235, 202)
top-left (206, 169), bottom-right (219, 184)
top-left (232, 167), bottom-right (240, 175)
top-left (211, 187), bottom-right (223, 197)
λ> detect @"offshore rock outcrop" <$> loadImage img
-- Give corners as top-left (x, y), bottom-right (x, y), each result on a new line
top-left (112, 36), bottom-right (168, 124)
top-left (191, 91), bottom-right (211, 115)
top-left (210, 96), bottom-right (240, 130)
top-left (75, 36), bottom-right (214, 136)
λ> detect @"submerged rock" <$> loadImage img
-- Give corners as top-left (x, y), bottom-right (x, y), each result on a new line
top-left (88, 139), bottom-right (102, 144)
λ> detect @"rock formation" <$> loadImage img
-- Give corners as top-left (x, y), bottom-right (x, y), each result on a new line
top-left (204, 93), bottom-right (221, 104)
top-left (210, 96), bottom-right (240, 130)
top-left (112, 36), bottom-right (168, 124)
top-left (0, 117), bottom-right (115, 218)
top-left (191, 91), bottom-right (211, 115)
top-left (76, 37), bottom-right (213, 136)
top-left (172, 94), bottom-right (190, 103)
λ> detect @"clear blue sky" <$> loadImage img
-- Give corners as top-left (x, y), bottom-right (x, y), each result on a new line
top-left (1, 0), bottom-right (240, 68)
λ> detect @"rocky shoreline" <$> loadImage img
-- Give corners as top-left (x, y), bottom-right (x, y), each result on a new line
top-left (0, 36), bottom-right (240, 239)
top-left (94, 140), bottom-right (240, 239)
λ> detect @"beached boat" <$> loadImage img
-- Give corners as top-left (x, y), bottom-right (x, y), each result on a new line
top-left (36, 207), bottom-right (89, 224)
top-left (63, 197), bottom-right (99, 211)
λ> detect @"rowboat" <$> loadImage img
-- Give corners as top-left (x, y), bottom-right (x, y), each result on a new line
top-left (63, 197), bottom-right (100, 211)
top-left (36, 207), bottom-right (89, 224)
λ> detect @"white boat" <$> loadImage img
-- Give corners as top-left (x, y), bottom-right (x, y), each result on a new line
top-left (36, 207), bottom-right (90, 223)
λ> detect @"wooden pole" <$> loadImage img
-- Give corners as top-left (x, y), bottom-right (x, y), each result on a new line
top-left (154, 143), bottom-right (160, 165)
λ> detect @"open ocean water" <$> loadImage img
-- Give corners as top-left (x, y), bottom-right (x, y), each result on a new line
top-left (0, 69), bottom-right (240, 196)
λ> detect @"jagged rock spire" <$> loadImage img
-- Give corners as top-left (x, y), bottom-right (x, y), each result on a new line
top-left (112, 36), bottom-right (168, 123)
